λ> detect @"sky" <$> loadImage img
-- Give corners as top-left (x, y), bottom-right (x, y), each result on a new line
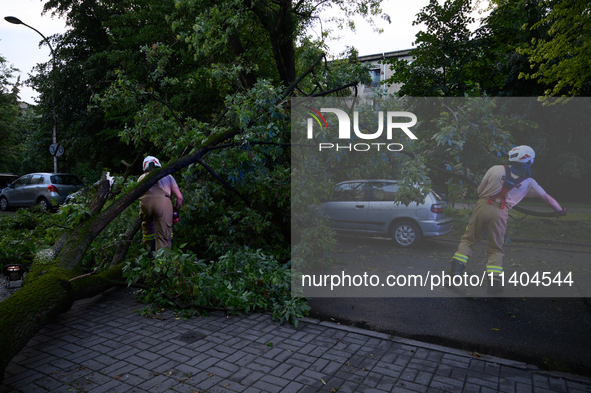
top-left (0, 0), bottom-right (487, 104)
top-left (0, 0), bottom-right (67, 104)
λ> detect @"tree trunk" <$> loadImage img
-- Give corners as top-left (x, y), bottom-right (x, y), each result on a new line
top-left (252, 0), bottom-right (296, 86)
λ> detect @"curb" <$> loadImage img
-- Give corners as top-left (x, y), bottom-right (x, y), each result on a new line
top-left (436, 237), bottom-right (591, 254)
top-left (298, 316), bottom-right (591, 385)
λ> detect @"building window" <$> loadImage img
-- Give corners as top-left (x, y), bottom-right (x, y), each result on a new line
top-left (366, 69), bottom-right (381, 88)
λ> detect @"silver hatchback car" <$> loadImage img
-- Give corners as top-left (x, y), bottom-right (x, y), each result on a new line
top-left (0, 173), bottom-right (84, 211)
top-left (320, 180), bottom-right (453, 247)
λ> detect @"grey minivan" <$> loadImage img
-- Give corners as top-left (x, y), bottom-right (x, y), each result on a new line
top-left (0, 173), bottom-right (84, 211)
top-left (320, 180), bottom-right (452, 247)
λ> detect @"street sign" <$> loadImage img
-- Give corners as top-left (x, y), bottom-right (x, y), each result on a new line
top-left (49, 143), bottom-right (64, 157)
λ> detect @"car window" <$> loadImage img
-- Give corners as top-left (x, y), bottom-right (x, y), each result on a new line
top-left (430, 187), bottom-right (447, 201)
top-left (30, 175), bottom-right (45, 185)
top-left (372, 182), bottom-right (399, 201)
top-left (50, 175), bottom-right (84, 186)
top-left (13, 175), bottom-right (30, 187)
top-left (332, 182), bottom-right (366, 201)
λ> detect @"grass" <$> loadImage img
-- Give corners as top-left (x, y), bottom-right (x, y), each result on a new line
top-left (447, 208), bottom-right (591, 245)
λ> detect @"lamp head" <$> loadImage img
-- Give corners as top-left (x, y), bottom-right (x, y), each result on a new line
top-left (4, 16), bottom-right (24, 25)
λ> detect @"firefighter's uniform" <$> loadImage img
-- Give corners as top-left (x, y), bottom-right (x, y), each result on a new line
top-left (452, 165), bottom-right (546, 280)
top-left (139, 174), bottom-right (178, 252)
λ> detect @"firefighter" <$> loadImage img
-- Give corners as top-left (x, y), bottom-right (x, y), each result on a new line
top-left (139, 156), bottom-right (183, 253)
top-left (450, 145), bottom-right (566, 294)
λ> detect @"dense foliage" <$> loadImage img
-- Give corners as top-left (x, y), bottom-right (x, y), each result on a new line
top-left (0, 55), bottom-right (21, 173)
top-left (384, 0), bottom-right (590, 200)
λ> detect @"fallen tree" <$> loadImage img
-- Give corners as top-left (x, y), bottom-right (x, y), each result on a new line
top-left (0, 129), bottom-right (236, 382)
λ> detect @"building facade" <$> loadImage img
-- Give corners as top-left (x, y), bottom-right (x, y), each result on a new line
top-left (356, 49), bottom-right (413, 99)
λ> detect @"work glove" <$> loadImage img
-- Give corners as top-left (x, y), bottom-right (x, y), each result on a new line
top-left (555, 207), bottom-right (567, 218)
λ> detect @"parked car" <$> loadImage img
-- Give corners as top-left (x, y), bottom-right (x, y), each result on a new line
top-left (0, 173), bottom-right (19, 193)
top-left (319, 179), bottom-right (452, 247)
top-left (0, 173), bottom-right (85, 211)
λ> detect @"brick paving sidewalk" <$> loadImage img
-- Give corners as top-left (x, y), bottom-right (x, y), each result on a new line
top-left (1, 288), bottom-right (591, 393)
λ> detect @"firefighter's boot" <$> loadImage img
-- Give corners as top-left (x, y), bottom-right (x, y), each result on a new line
top-left (487, 275), bottom-right (503, 294)
top-left (451, 260), bottom-right (466, 276)
top-left (451, 252), bottom-right (468, 276)
top-left (486, 265), bottom-right (504, 295)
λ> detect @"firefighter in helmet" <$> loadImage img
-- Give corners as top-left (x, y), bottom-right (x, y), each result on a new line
top-left (139, 156), bottom-right (183, 252)
top-left (451, 145), bottom-right (566, 294)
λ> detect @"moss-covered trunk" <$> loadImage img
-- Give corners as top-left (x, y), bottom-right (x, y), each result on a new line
top-left (0, 263), bottom-right (126, 383)
top-left (0, 272), bottom-right (75, 379)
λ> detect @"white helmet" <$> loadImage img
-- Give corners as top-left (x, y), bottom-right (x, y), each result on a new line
top-left (508, 145), bottom-right (535, 166)
top-left (142, 156), bottom-right (162, 172)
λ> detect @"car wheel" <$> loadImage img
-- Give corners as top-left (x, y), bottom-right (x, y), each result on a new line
top-left (0, 197), bottom-right (8, 211)
top-left (391, 221), bottom-right (422, 247)
top-left (37, 197), bottom-right (50, 211)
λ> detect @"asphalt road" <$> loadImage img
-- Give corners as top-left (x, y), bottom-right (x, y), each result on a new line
top-left (307, 235), bottom-right (591, 377)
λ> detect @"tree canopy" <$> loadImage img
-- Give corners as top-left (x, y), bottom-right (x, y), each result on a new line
top-left (518, 0), bottom-right (591, 97)
top-left (382, 0), bottom-right (590, 199)
top-left (0, 55), bottom-right (20, 172)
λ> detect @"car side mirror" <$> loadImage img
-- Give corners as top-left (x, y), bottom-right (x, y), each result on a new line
top-left (9, 184), bottom-right (15, 188)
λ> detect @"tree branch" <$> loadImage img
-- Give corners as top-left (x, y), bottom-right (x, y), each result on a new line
top-left (397, 149), bottom-right (562, 218)
top-left (310, 81), bottom-right (359, 97)
top-left (281, 53), bottom-right (326, 100)
top-left (196, 158), bottom-right (250, 206)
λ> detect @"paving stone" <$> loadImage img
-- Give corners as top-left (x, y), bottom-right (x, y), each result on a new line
top-left (260, 374), bottom-right (292, 388)
top-left (450, 368), bottom-right (468, 381)
top-left (295, 369), bottom-right (330, 388)
top-left (415, 370), bottom-right (434, 386)
top-left (393, 379), bottom-right (429, 393)
top-left (251, 380), bottom-right (285, 392)
top-left (499, 378), bottom-right (517, 393)
top-left (441, 354), bottom-right (471, 368)
top-left (233, 353), bottom-right (259, 367)
top-left (372, 363), bottom-right (403, 380)
top-left (429, 375), bottom-right (464, 392)
top-left (281, 380), bottom-right (305, 393)
top-left (469, 358), bottom-right (487, 373)
top-left (548, 377), bottom-right (567, 392)
top-left (567, 381), bottom-right (591, 393)
top-left (237, 370), bottom-right (266, 386)
top-left (334, 367), bottom-right (369, 384)
top-left (466, 373), bottom-right (499, 390)
top-left (204, 365), bottom-right (235, 379)
top-left (149, 360), bottom-right (181, 375)
top-left (501, 366), bottom-right (533, 384)
top-left (408, 358), bottom-right (438, 374)
top-left (516, 381), bottom-right (534, 393)
top-left (434, 364), bottom-right (453, 378)
top-left (141, 374), bottom-right (179, 392)
top-left (463, 382), bottom-right (482, 393)
top-left (309, 358), bottom-right (330, 373)
top-left (87, 378), bottom-right (130, 393)
top-left (186, 353), bottom-right (220, 369)
top-left (399, 368), bottom-right (419, 382)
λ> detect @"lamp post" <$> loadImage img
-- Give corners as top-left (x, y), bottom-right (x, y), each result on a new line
top-left (5, 16), bottom-right (59, 173)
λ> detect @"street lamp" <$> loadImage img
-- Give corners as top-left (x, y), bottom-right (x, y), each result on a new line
top-left (5, 16), bottom-right (59, 173)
